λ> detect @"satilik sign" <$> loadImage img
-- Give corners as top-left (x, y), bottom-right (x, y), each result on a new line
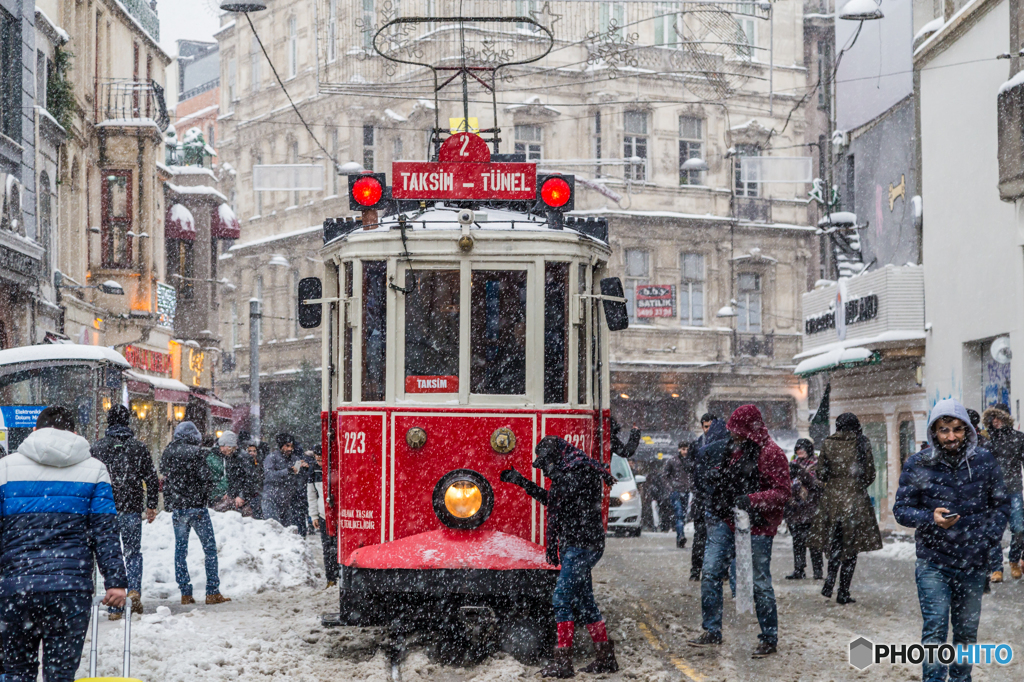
top-left (635, 285), bottom-right (677, 318)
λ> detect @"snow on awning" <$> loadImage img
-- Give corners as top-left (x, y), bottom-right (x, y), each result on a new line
top-left (126, 371), bottom-right (191, 403)
top-left (166, 203), bottom-right (196, 241)
top-left (794, 347), bottom-right (875, 376)
top-left (212, 203), bottom-right (240, 240)
top-left (191, 391), bottom-right (234, 419)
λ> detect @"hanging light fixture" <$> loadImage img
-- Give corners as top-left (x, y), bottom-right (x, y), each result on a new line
top-left (681, 157), bottom-right (710, 172)
top-left (219, 1), bottom-right (268, 11)
top-left (838, 0), bottom-right (884, 20)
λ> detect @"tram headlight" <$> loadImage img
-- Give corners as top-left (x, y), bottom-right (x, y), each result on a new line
top-left (432, 469), bottom-right (495, 530)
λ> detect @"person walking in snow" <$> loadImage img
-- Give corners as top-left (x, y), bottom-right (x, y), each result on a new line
top-left (688, 405), bottom-right (791, 658)
top-left (0, 406), bottom-right (126, 682)
top-left (307, 446), bottom-right (339, 587)
top-left (91, 405), bottom-right (159, 619)
top-left (500, 436), bottom-right (619, 678)
top-left (894, 399), bottom-right (1009, 682)
top-left (784, 438), bottom-right (823, 581)
top-left (981, 403), bottom-right (1024, 582)
top-left (263, 433), bottom-right (309, 531)
top-left (160, 421), bottom-right (230, 606)
top-left (808, 414), bottom-right (882, 603)
top-left (689, 416), bottom-right (728, 581)
top-left (664, 441), bottom-right (691, 548)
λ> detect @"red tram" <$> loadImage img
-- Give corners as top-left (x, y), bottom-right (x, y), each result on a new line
top-left (299, 132), bottom-right (627, 653)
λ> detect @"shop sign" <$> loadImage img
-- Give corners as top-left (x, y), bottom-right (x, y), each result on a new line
top-left (157, 282), bottom-right (176, 328)
top-left (635, 285), bottom-right (677, 318)
top-left (181, 346), bottom-right (212, 389)
top-left (804, 294), bottom-right (878, 336)
top-left (125, 345), bottom-right (173, 374)
top-left (0, 246), bottom-right (40, 278)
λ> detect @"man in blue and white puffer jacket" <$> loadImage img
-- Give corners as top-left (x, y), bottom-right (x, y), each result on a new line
top-left (0, 406), bottom-right (127, 682)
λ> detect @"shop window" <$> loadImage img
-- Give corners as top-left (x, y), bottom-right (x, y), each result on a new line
top-left (736, 272), bottom-right (761, 332)
top-left (544, 262), bottom-right (569, 404)
top-left (471, 270), bottom-right (527, 395)
top-left (361, 261), bottom-right (387, 401)
top-left (405, 270), bottom-right (460, 392)
top-left (101, 170), bottom-right (133, 268)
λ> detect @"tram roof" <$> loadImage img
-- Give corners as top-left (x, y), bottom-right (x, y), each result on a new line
top-left (0, 344), bottom-right (131, 370)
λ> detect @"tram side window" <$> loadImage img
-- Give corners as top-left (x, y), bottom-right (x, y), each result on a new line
top-left (405, 270), bottom-right (460, 392)
top-left (577, 263), bottom-right (588, 404)
top-left (362, 261), bottom-right (387, 401)
top-left (471, 270), bottom-right (527, 395)
top-left (544, 263), bottom-right (569, 404)
top-left (343, 262), bottom-right (353, 402)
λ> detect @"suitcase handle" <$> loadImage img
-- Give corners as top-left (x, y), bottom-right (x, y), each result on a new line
top-left (89, 596), bottom-right (132, 678)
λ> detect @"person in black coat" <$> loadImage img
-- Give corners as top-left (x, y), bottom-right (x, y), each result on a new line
top-left (91, 405), bottom-right (159, 618)
top-left (160, 421), bottom-right (230, 605)
top-left (222, 432), bottom-right (259, 516)
top-left (500, 436), bottom-right (619, 678)
top-left (689, 418), bottom-right (729, 580)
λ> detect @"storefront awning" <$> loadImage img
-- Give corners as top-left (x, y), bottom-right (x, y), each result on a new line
top-left (212, 203), bottom-right (240, 240)
top-left (166, 203), bottom-right (196, 241)
top-left (190, 391), bottom-right (234, 419)
top-left (125, 370), bottom-right (191, 403)
top-left (794, 347), bottom-right (875, 377)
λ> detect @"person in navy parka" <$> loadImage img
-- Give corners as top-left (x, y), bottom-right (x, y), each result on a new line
top-left (0, 406), bottom-right (127, 682)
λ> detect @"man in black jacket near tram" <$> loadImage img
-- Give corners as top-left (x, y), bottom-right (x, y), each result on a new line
top-left (92, 405), bottom-right (159, 618)
top-left (501, 436), bottom-right (618, 679)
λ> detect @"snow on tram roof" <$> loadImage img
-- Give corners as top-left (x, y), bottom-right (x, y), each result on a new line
top-left (0, 344), bottom-right (131, 369)
top-left (352, 205), bottom-right (608, 241)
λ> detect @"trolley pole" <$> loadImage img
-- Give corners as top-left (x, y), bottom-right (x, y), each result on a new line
top-left (249, 298), bottom-right (261, 440)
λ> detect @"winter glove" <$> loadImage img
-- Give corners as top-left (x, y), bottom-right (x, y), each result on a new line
top-left (500, 468), bottom-right (529, 487)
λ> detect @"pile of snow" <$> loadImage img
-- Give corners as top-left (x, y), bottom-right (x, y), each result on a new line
top-left (140, 511), bottom-right (317, 599)
top-left (867, 538), bottom-right (917, 561)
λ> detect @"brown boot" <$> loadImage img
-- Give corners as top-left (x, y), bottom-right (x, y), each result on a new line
top-left (181, 595), bottom-right (196, 605)
top-left (128, 590), bottom-right (144, 614)
top-left (580, 641), bottom-right (618, 674)
top-left (1011, 562), bottom-right (1023, 580)
top-left (206, 593), bottom-right (232, 605)
top-left (540, 647), bottom-right (575, 678)
top-left (108, 611), bottom-right (123, 621)
top-left (991, 570), bottom-right (1003, 583)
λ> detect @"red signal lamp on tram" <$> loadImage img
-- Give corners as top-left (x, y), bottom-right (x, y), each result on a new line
top-left (538, 174), bottom-right (575, 211)
top-left (348, 172), bottom-right (387, 210)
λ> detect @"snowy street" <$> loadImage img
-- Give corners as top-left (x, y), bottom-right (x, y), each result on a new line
top-left (78, 516), bottom-right (1024, 681)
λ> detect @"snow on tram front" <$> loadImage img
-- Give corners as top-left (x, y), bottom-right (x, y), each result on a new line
top-left (297, 132), bottom-right (629, 652)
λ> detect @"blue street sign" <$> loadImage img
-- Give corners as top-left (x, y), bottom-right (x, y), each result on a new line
top-left (0, 406), bottom-right (46, 428)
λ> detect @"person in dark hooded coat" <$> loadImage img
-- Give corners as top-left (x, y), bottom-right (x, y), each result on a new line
top-left (500, 436), bottom-right (618, 678)
top-left (808, 413), bottom-right (882, 604)
top-left (784, 438), bottom-right (822, 580)
top-left (688, 418), bottom-right (729, 580)
top-left (91, 405), bottom-right (159, 618)
top-left (981, 403), bottom-right (1024, 582)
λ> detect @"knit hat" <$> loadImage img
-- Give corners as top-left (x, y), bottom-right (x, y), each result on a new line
top-left (218, 431), bottom-right (238, 447)
top-left (794, 438), bottom-right (814, 456)
top-left (276, 433), bottom-right (296, 448)
top-left (107, 405), bottom-right (131, 428)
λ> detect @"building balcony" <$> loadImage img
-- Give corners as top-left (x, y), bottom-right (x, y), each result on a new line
top-left (96, 79), bottom-right (170, 130)
top-left (736, 332), bottom-right (775, 358)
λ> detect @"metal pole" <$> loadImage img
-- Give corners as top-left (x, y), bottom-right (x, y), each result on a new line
top-left (249, 298), bottom-right (261, 440)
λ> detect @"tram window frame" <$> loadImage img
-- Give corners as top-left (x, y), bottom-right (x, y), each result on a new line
top-left (544, 262), bottom-right (570, 405)
top-left (342, 261), bottom-right (354, 403)
top-left (576, 263), bottom-right (590, 405)
top-left (470, 269), bottom-right (529, 397)
top-left (361, 260), bottom-right (387, 402)
top-left (404, 269), bottom-right (461, 394)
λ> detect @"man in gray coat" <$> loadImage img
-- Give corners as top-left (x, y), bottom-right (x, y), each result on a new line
top-left (262, 433), bottom-right (308, 529)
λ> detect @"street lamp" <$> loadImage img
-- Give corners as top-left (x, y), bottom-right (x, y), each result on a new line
top-left (716, 300), bottom-right (739, 318)
top-left (681, 157), bottom-right (710, 173)
top-left (219, 0), bottom-right (267, 11)
top-left (839, 0), bottom-right (885, 20)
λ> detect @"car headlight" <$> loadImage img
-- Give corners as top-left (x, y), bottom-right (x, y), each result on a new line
top-left (432, 469), bottom-right (495, 530)
top-left (619, 490), bottom-right (633, 502)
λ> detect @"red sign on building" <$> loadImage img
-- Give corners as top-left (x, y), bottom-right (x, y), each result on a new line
top-left (124, 345), bottom-right (173, 374)
top-left (635, 285), bottom-right (677, 318)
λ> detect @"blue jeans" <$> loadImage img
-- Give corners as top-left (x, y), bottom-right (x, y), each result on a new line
top-left (172, 509), bottom-right (221, 596)
top-left (915, 559), bottom-right (986, 682)
top-left (0, 590), bottom-right (92, 682)
top-left (670, 492), bottom-right (688, 543)
top-left (109, 512), bottom-right (143, 615)
top-left (701, 514), bottom-right (778, 645)
top-left (988, 492), bottom-right (1024, 569)
top-left (552, 546), bottom-right (603, 624)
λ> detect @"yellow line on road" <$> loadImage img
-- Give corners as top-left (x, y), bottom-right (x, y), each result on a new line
top-left (635, 605), bottom-right (706, 682)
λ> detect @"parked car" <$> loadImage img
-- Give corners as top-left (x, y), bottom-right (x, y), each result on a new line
top-left (608, 454), bottom-right (643, 537)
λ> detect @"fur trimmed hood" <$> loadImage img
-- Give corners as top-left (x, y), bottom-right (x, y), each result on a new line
top-left (982, 405), bottom-right (1013, 432)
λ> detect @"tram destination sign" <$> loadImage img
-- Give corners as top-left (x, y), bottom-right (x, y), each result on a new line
top-left (391, 162), bottom-right (537, 201)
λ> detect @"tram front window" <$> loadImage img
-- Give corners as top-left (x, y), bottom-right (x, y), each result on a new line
top-left (405, 270), bottom-right (460, 393)
top-left (471, 270), bottom-right (527, 395)
top-left (362, 261), bottom-right (387, 402)
top-left (544, 262), bottom-right (569, 404)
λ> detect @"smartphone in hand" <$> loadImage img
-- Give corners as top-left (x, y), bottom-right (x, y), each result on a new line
top-left (941, 511), bottom-right (959, 520)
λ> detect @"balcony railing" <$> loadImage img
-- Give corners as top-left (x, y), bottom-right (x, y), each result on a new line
top-left (736, 332), bottom-right (774, 358)
top-left (734, 197), bottom-right (772, 223)
top-left (97, 79), bottom-right (170, 130)
top-left (118, 0), bottom-right (160, 42)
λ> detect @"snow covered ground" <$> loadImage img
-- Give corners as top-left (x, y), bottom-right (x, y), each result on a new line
top-left (75, 516), bottom-right (1022, 681)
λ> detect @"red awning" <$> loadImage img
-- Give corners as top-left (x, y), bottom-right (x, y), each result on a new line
top-left (191, 391), bottom-right (234, 419)
top-left (212, 203), bottom-right (240, 240)
top-left (166, 203), bottom-right (196, 241)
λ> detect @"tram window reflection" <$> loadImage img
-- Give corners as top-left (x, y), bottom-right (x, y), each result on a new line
top-left (361, 261), bottom-right (387, 401)
top-left (544, 263), bottom-right (569, 404)
top-left (343, 262), bottom-right (353, 402)
top-left (405, 270), bottom-right (460, 391)
top-left (577, 263), bottom-right (588, 405)
top-left (471, 270), bottom-right (527, 395)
